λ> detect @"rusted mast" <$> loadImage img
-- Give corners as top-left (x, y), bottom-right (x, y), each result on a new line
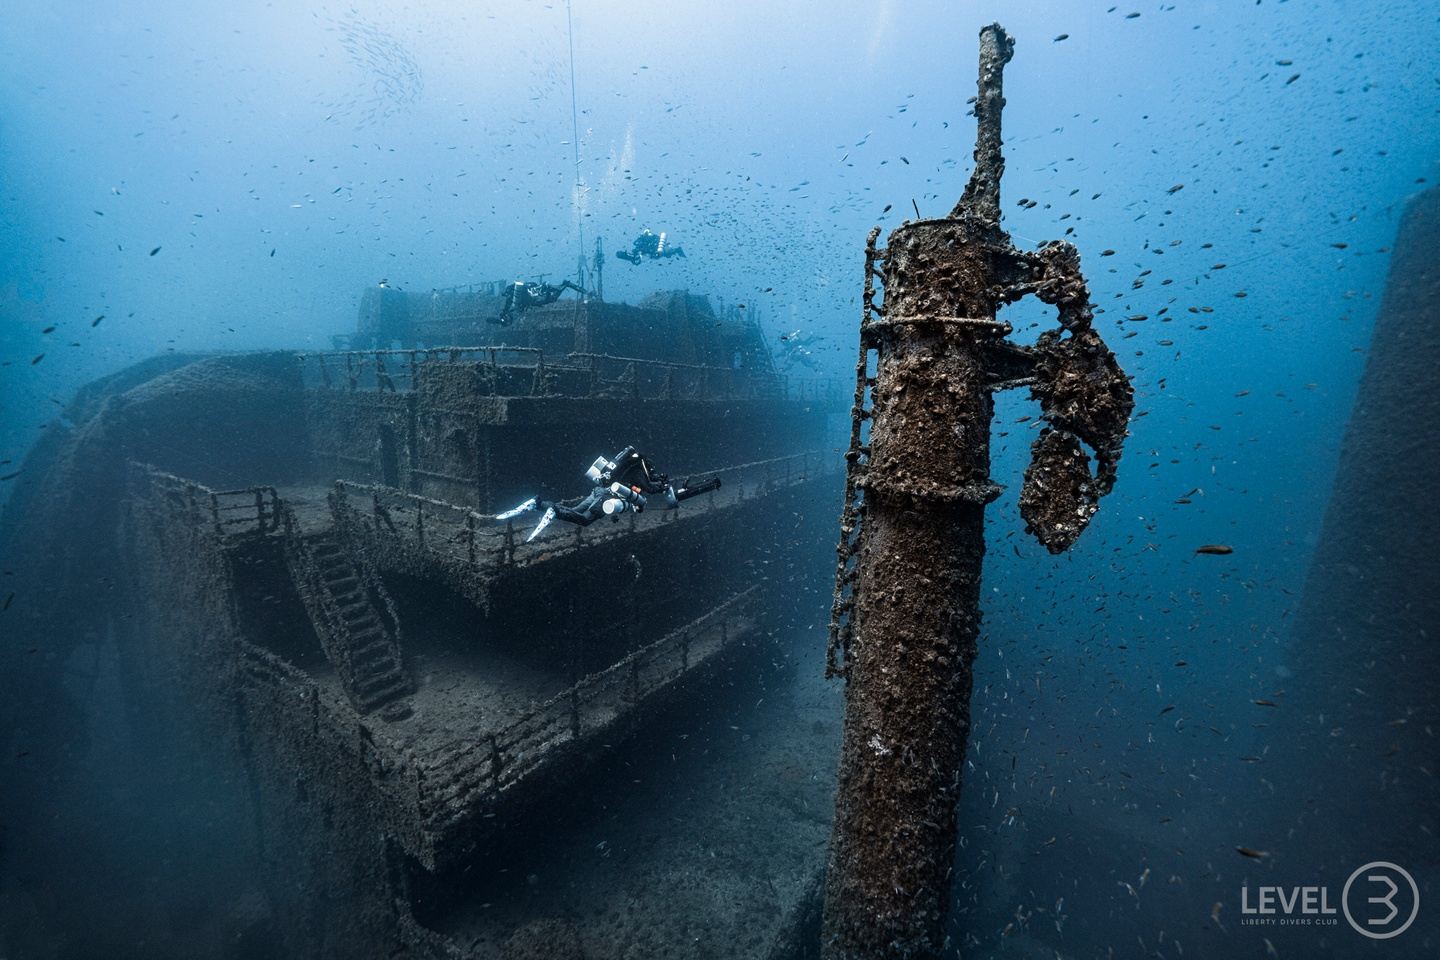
top-left (822, 23), bottom-right (1133, 959)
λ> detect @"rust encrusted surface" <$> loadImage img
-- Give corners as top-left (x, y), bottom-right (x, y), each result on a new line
top-left (822, 23), bottom-right (1131, 959)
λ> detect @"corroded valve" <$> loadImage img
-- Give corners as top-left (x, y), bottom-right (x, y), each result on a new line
top-left (823, 23), bottom-right (1132, 959)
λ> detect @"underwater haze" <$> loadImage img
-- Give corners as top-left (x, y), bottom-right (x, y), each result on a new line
top-left (2, 0), bottom-right (1439, 958)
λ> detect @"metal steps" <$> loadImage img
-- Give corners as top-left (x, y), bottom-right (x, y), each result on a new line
top-left (287, 529), bottom-right (412, 717)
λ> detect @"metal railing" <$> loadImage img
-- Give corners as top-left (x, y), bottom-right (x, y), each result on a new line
top-left (785, 374), bottom-right (849, 404)
top-left (418, 586), bottom-right (758, 827)
top-left (131, 460), bottom-right (779, 845)
top-left (414, 281), bottom-right (510, 327)
top-left (296, 346), bottom-right (845, 404)
top-left (564, 351), bottom-right (781, 401)
top-left (329, 450), bottom-right (835, 580)
top-left (297, 345), bottom-right (544, 393)
top-left (137, 465), bottom-right (282, 539)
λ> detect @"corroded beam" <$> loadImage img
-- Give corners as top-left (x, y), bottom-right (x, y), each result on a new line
top-left (822, 23), bottom-right (1132, 959)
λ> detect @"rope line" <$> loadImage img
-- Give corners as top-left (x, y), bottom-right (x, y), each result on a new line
top-left (565, 0), bottom-right (586, 289)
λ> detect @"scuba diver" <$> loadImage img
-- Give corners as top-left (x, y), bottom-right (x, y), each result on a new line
top-left (494, 446), bottom-right (722, 542)
top-left (491, 278), bottom-right (584, 324)
top-left (615, 229), bottom-right (686, 265)
top-left (778, 329), bottom-right (823, 372)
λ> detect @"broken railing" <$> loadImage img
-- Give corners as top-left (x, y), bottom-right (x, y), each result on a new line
top-left (329, 449), bottom-right (833, 579)
top-left (135, 464), bottom-right (283, 539)
top-left (417, 586), bottom-right (758, 833)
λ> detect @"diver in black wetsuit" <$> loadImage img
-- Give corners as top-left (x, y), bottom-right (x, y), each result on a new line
top-left (492, 279), bottom-right (584, 324)
top-left (615, 229), bottom-right (686, 265)
top-left (493, 446), bottom-right (722, 542)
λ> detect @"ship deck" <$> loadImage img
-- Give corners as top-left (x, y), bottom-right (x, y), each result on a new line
top-left (275, 452), bottom-right (811, 549)
top-left (419, 655), bottom-right (840, 959)
top-left (305, 642), bottom-right (568, 754)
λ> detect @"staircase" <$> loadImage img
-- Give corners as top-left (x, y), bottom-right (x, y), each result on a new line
top-left (288, 528), bottom-right (413, 716)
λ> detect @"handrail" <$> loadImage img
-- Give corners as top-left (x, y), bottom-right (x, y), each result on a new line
top-left (294, 345), bottom-right (810, 403)
top-left (331, 449), bottom-right (834, 577)
top-left (134, 463), bottom-right (281, 538)
top-left (565, 351), bottom-right (742, 376)
top-left (296, 345), bottom-right (544, 361)
top-left (424, 280), bottom-right (510, 297)
top-left (421, 586), bottom-right (758, 820)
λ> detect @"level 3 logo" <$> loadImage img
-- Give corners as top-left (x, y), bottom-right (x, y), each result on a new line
top-left (1239, 861), bottom-right (1419, 939)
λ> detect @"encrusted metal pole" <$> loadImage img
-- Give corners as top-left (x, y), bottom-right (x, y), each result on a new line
top-left (822, 24), bottom-right (1133, 959)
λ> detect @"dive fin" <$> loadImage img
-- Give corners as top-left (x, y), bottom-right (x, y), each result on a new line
top-left (526, 506), bottom-right (556, 542)
top-left (494, 497), bottom-right (536, 520)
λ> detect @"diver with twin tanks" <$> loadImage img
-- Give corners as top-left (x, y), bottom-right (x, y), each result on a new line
top-left (496, 446), bottom-right (722, 542)
top-left (490, 278), bottom-right (584, 325)
top-left (615, 229), bottom-right (685, 265)
top-left (491, 225), bottom-right (685, 324)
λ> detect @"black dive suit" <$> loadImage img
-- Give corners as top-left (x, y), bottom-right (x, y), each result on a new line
top-left (546, 446), bottom-right (720, 527)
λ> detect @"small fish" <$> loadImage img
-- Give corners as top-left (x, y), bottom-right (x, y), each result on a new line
top-left (1252, 698), bottom-right (1279, 708)
top-left (92, 315), bottom-right (104, 327)
top-left (1236, 846), bottom-right (1269, 859)
top-left (30, 354), bottom-right (44, 365)
top-left (1100, 249), bottom-right (1116, 256)
top-left (1167, 183), bottom-right (1184, 194)
top-left (270, 248), bottom-right (276, 257)
top-left (149, 246), bottom-right (162, 256)
top-left (1053, 33), bottom-right (1069, 42)
top-left (41, 326), bottom-right (55, 334)
top-left (1285, 73), bottom-right (1300, 85)
top-left (1195, 544), bottom-right (1233, 555)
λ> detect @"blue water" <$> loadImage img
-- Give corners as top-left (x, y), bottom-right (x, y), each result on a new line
top-left (2, 1), bottom-right (1438, 957)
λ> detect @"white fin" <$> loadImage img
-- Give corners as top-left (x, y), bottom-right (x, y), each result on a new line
top-left (494, 497), bottom-right (536, 520)
top-left (526, 506), bottom-right (556, 542)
